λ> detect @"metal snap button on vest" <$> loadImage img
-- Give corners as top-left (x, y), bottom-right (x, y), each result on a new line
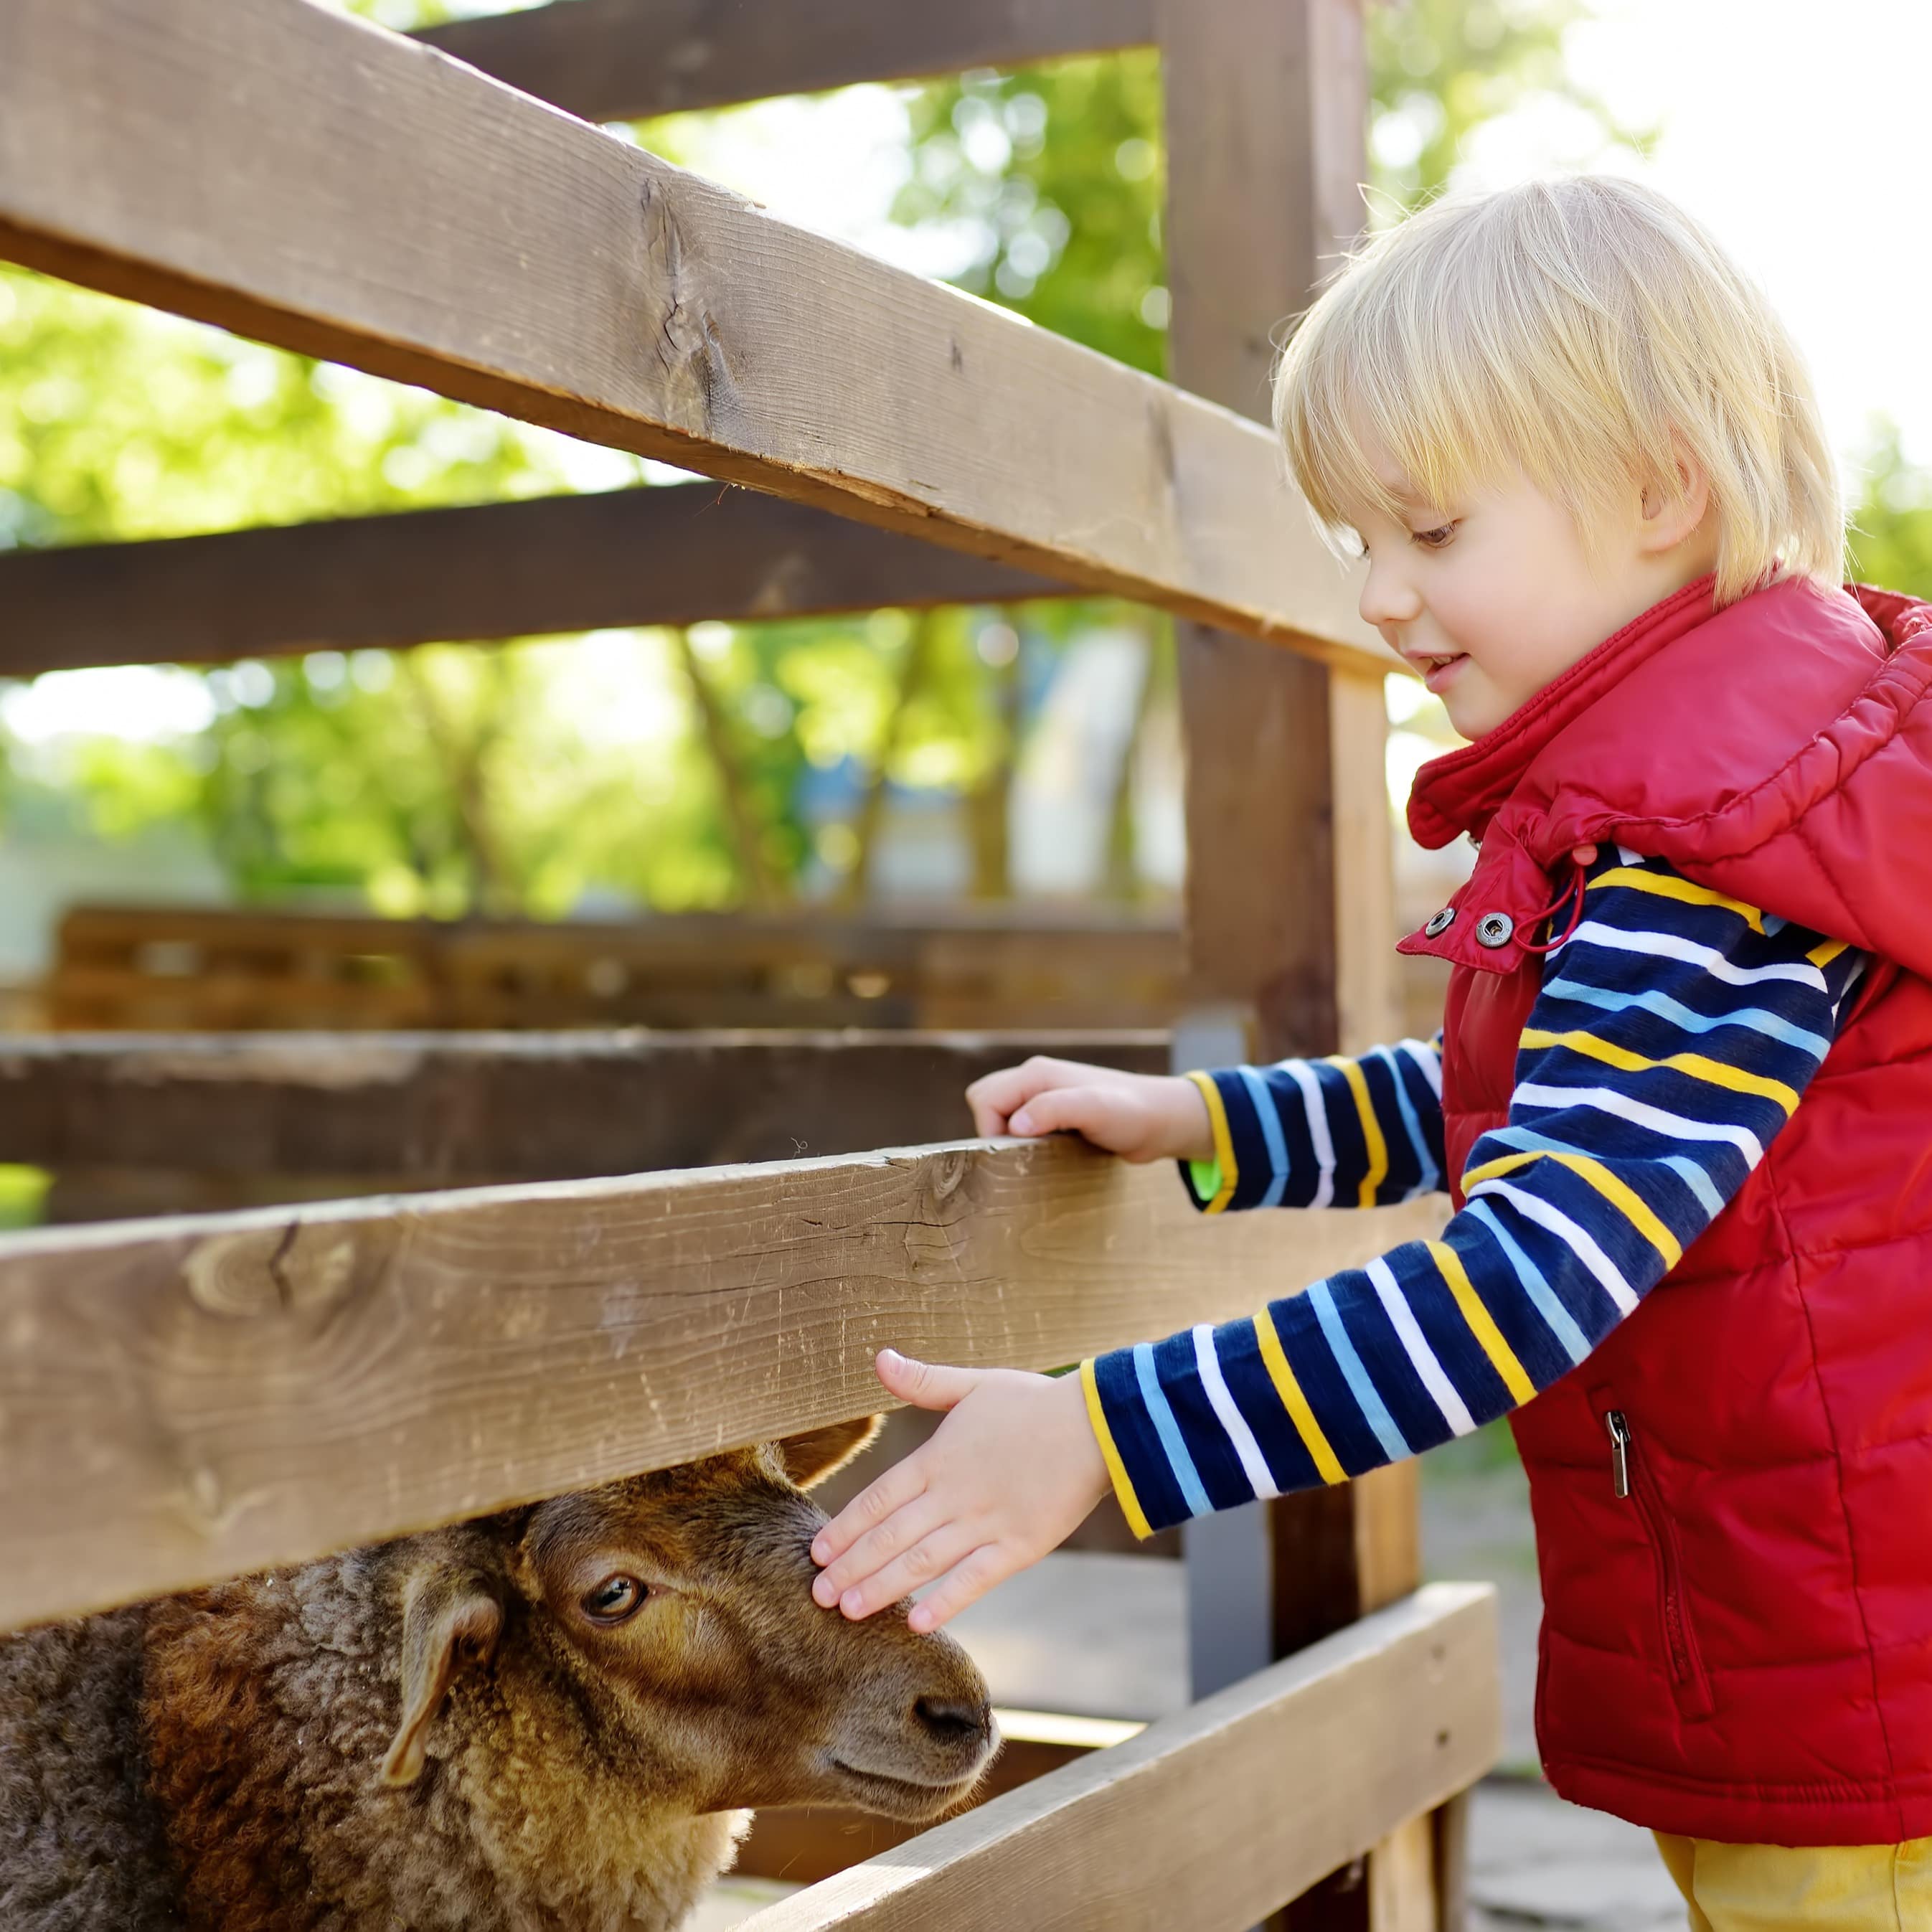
top-left (1423, 907), bottom-right (1456, 938)
top-left (1475, 911), bottom-right (1515, 949)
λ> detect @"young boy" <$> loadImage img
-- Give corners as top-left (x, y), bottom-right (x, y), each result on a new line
top-left (809, 175), bottom-right (1932, 1926)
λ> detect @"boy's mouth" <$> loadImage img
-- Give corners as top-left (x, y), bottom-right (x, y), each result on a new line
top-left (1418, 652), bottom-right (1468, 694)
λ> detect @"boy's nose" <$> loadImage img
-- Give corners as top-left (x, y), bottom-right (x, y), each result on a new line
top-left (1359, 562), bottom-right (1421, 633)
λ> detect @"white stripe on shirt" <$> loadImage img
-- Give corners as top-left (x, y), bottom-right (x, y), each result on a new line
top-left (1283, 1057), bottom-right (1337, 1209)
top-left (1367, 1255), bottom-right (1476, 1436)
top-left (1568, 920), bottom-right (1827, 991)
top-left (1512, 1081), bottom-right (1768, 1167)
top-left (1466, 1175), bottom-right (1641, 1315)
top-left (1191, 1324), bottom-right (1279, 1499)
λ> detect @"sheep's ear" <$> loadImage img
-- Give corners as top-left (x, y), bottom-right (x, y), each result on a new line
top-left (779, 1415), bottom-right (884, 1489)
top-left (380, 1563), bottom-right (504, 1788)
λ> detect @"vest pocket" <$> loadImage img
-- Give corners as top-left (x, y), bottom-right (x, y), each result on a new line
top-left (1593, 1394), bottom-right (1715, 1721)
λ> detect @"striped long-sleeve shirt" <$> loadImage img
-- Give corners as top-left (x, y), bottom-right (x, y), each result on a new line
top-left (1081, 847), bottom-right (1869, 1537)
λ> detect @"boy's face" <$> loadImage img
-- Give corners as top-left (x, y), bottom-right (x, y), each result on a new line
top-left (1346, 452), bottom-right (1718, 741)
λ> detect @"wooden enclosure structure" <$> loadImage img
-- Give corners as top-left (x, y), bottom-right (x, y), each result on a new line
top-left (0, 1), bottom-right (1499, 1926)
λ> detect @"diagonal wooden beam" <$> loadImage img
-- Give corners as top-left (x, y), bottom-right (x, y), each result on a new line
top-left (416, 0), bottom-right (1157, 126)
top-left (0, 484), bottom-right (1064, 676)
top-left (0, 1136), bottom-right (1442, 1632)
top-left (0, 0), bottom-right (1377, 669)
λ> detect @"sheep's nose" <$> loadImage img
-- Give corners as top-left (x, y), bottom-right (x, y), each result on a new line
top-left (912, 1693), bottom-right (992, 1749)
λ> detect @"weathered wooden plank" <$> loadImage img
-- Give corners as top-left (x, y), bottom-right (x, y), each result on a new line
top-left (0, 484), bottom-right (1065, 677)
top-left (0, 0), bottom-right (1377, 667)
top-left (47, 904), bottom-right (1188, 1032)
top-left (0, 1030), bottom-right (1167, 1178)
top-left (417, 0), bottom-right (1156, 126)
top-left (737, 1584), bottom-right (1499, 1932)
top-left (0, 1136), bottom-right (1443, 1632)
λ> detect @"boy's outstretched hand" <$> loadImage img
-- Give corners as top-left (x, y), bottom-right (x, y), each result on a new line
top-left (809, 1348), bottom-right (1113, 1632)
top-left (963, 1055), bottom-right (1214, 1164)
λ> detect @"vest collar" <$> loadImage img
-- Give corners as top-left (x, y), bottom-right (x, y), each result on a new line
top-left (1396, 570), bottom-right (1932, 979)
top-left (1406, 571), bottom-right (1720, 851)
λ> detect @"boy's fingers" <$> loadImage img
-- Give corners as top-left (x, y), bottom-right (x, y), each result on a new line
top-left (906, 1544), bottom-right (1009, 1634)
top-left (811, 1491), bottom-right (952, 1604)
top-left (964, 1059), bottom-right (1073, 1136)
top-left (1005, 1085), bottom-right (1121, 1142)
top-left (962, 1065), bottom-right (1032, 1135)
top-left (811, 1453), bottom-right (928, 1567)
top-left (832, 1523), bottom-right (984, 1621)
top-left (875, 1349), bottom-right (978, 1412)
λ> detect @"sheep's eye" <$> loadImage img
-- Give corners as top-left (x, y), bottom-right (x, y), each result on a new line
top-left (580, 1575), bottom-right (648, 1624)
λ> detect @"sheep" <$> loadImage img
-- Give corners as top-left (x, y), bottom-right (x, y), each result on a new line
top-left (0, 1416), bottom-right (996, 1931)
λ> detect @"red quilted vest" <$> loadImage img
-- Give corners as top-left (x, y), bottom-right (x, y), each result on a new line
top-left (1400, 571), bottom-right (1932, 1845)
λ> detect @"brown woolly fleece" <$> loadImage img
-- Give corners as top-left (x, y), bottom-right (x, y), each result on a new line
top-left (0, 1421), bottom-right (994, 1931)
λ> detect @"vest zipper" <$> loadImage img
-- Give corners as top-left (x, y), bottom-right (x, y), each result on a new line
top-left (1603, 1408), bottom-right (1708, 1707)
top-left (1606, 1408), bottom-right (1631, 1499)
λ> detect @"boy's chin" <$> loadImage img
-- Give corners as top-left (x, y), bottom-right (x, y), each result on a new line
top-left (1441, 678), bottom-right (1519, 743)
top-left (1443, 697), bottom-right (1502, 742)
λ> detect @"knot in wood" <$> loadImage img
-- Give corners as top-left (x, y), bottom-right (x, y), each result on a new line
top-left (183, 1227), bottom-right (296, 1321)
top-left (925, 1148), bottom-right (970, 1205)
top-left (183, 1222), bottom-right (362, 1321)
top-left (638, 173), bottom-right (730, 425)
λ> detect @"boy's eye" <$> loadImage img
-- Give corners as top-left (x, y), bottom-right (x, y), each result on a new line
top-left (1410, 523), bottom-right (1457, 550)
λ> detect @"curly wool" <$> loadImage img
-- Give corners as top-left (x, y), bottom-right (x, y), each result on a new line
top-left (0, 1608), bottom-right (183, 1930)
top-left (0, 1556), bottom-right (741, 1932)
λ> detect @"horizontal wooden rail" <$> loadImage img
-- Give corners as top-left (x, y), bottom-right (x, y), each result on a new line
top-left (0, 1029), bottom-right (1167, 1179)
top-left (0, 484), bottom-right (1065, 677)
top-left (0, 1138), bottom-right (1443, 1632)
top-left (0, 0), bottom-right (1377, 667)
top-left (742, 1583), bottom-right (1499, 1931)
top-left (49, 903), bottom-right (1188, 1033)
top-left (417, 0), bottom-right (1156, 126)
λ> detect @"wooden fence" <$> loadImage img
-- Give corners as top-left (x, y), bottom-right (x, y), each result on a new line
top-left (46, 904), bottom-right (1189, 1032)
top-left (0, 0), bottom-right (1497, 1923)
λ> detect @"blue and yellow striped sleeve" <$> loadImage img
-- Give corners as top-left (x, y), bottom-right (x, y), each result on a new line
top-left (1090, 847), bottom-right (1867, 1535)
top-left (1178, 1037), bottom-right (1446, 1213)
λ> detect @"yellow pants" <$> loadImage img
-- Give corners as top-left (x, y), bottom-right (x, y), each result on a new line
top-left (1654, 1832), bottom-right (1932, 1930)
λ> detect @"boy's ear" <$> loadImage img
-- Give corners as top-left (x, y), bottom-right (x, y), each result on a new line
top-left (1639, 438), bottom-right (1712, 553)
top-left (382, 1557), bottom-right (504, 1786)
top-left (778, 1415), bottom-right (885, 1489)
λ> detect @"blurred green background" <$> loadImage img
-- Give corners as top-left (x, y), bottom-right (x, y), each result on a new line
top-left (0, 0), bottom-right (1921, 948)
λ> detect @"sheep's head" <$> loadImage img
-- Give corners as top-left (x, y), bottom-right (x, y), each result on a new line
top-left (380, 1419), bottom-right (996, 1830)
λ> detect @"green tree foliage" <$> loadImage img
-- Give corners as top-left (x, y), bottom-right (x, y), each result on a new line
top-left (1847, 423), bottom-right (1932, 599)
top-left (0, 0), bottom-right (1665, 920)
top-left (890, 0), bottom-right (1651, 389)
top-left (1367, 0), bottom-right (1649, 212)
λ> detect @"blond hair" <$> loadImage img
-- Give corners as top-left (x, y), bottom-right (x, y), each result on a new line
top-left (1272, 175), bottom-right (1843, 606)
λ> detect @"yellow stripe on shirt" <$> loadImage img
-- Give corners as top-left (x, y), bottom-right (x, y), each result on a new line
top-left (1461, 1147), bottom-right (1684, 1270)
top-left (1807, 936), bottom-right (1849, 969)
top-left (1185, 1069), bottom-right (1238, 1213)
top-left (1253, 1304), bottom-right (1347, 1484)
top-left (1080, 1358), bottom-right (1154, 1540)
top-left (1519, 1029), bottom-right (1801, 1116)
top-left (1327, 1055), bottom-right (1390, 1208)
top-left (1589, 867), bottom-right (1766, 933)
top-left (1426, 1240), bottom-right (1538, 1404)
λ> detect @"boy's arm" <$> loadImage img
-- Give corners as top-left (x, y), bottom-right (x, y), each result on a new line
top-left (1180, 1035), bottom-right (1446, 1213)
top-left (1091, 849), bottom-right (1866, 1532)
top-left (811, 849), bottom-right (1865, 1624)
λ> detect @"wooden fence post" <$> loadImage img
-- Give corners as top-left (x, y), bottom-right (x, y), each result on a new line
top-left (1161, 3), bottom-right (1442, 1926)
